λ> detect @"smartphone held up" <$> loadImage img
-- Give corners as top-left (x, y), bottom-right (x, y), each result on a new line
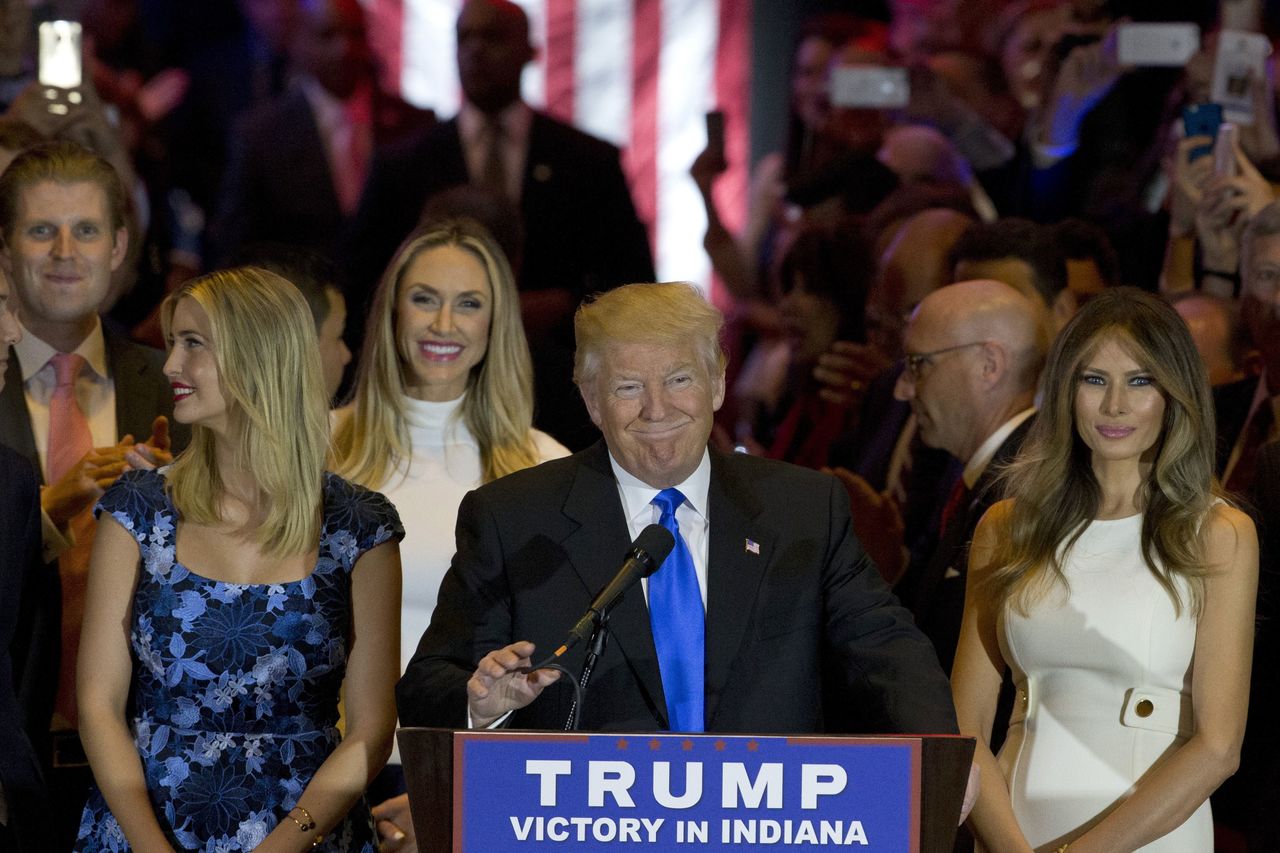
top-left (37, 20), bottom-right (83, 115)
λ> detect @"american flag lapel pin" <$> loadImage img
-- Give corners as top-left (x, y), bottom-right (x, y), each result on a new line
top-left (745, 539), bottom-right (760, 555)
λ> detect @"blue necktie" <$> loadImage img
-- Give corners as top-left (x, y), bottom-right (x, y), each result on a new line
top-left (648, 488), bottom-right (705, 732)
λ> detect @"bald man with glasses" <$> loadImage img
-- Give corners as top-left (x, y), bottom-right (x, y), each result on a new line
top-left (890, 279), bottom-right (1049, 672)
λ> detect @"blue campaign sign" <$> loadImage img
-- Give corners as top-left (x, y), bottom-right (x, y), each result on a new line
top-left (453, 732), bottom-right (920, 851)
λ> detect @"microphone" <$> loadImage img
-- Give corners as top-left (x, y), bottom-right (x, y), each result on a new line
top-left (550, 524), bottom-right (674, 659)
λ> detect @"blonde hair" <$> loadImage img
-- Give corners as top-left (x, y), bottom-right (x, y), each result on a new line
top-left (987, 287), bottom-right (1218, 617)
top-left (161, 267), bottom-right (329, 557)
top-left (333, 219), bottom-right (540, 487)
top-left (573, 282), bottom-right (727, 387)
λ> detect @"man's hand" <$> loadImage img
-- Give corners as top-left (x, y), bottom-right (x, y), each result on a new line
top-left (827, 467), bottom-right (906, 584)
top-left (468, 641), bottom-right (561, 728)
top-left (1036, 29), bottom-right (1125, 152)
top-left (1166, 135), bottom-right (1215, 239)
top-left (126, 416), bottom-right (173, 470)
top-left (40, 437), bottom-right (134, 527)
top-left (689, 144), bottom-right (729, 197)
top-left (812, 340), bottom-right (893, 409)
top-left (371, 793), bottom-right (416, 852)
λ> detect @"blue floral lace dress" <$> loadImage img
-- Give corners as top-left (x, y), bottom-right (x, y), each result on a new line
top-left (75, 468), bottom-right (403, 852)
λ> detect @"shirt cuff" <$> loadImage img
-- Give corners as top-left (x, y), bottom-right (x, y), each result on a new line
top-left (466, 706), bottom-right (514, 730)
top-left (41, 508), bottom-right (72, 563)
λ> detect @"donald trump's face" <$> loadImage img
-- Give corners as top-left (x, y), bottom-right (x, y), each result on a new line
top-left (582, 339), bottom-right (725, 489)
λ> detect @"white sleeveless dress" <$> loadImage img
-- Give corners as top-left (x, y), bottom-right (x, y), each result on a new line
top-left (995, 513), bottom-right (1210, 851)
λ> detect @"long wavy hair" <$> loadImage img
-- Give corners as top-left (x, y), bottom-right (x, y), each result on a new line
top-left (986, 287), bottom-right (1218, 617)
top-left (161, 267), bottom-right (329, 557)
top-left (333, 218), bottom-right (539, 488)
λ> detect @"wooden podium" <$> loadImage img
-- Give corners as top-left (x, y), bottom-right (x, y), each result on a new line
top-left (398, 728), bottom-right (973, 852)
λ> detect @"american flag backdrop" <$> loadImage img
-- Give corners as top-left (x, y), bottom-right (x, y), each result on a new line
top-left (364, 0), bottom-right (752, 304)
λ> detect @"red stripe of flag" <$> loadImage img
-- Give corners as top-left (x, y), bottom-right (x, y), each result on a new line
top-left (627, 0), bottom-right (662, 257)
top-left (714, 0), bottom-right (750, 234)
top-left (368, 0), bottom-right (406, 96)
top-left (710, 0), bottom-right (751, 307)
top-left (543, 0), bottom-right (577, 123)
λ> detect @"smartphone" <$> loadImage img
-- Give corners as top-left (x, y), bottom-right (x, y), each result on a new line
top-left (37, 20), bottom-right (82, 90)
top-left (830, 66), bottom-right (910, 109)
top-left (1182, 103), bottom-right (1223, 161)
top-left (1116, 22), bottom-right (1200, 67)
top-left (704, 110), bottom-right (725, 162)
top-left (1212, 29), bottom-right (1272, 124)
top-left (1214, 122), bottom-right (1240, 176)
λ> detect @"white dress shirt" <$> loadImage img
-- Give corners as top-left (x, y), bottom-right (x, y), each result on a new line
top-left (962, 407), bottom-right (1036, 489)
top-left (608, 449), bottom-right (711, 608)
top-left (299, 75), bottom-right (373, 214)
top-left (14, 318), bottom-right (117, 478)
top-left (14, 319), bottom-right (117, 559)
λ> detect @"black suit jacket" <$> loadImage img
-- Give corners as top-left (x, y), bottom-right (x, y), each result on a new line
top-left (0, 445), bottom-right (52, 849)
top-left (1235, 441), bottom-right (1280, 848)
top-left (398, 443), bottom-right (958, 736)
top-left (896, 417), bottom-right (1034, 673)
top-left (0, 328), bottom-right (186, 748)
top-left (208, 86), bottom-right (434, 267)
top-left (1213, 374), bottom-right (1260, 477)
top-left (348, 110), bottom-right (654, 300)
top-left (0, 328), bottom-right (188, 467)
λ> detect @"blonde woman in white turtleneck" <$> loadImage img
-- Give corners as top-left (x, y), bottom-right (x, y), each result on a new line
top-left (332, 219), bottom-right (567, 849)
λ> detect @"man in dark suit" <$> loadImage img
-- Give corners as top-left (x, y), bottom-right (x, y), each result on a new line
top-left (348, 0), bottom-right (654, 448)
top-left (1212, 203), bottom-right (1280, 491)
top-left (890, 280), bottom-right (1047, 673)
top-left (1243, 441), bottom-right (1280, 851)
top-left (398, 282), bottom-right (957, 738)
top-left (208, 0), bottom-right (433, 268)
top-left (0, 140), bottom-right (184, 851)
top-left (0, 267), bottom-right (50, 852)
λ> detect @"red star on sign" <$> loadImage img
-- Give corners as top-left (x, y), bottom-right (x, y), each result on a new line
top-left (617, 738), bottom-right (629, 750)
top-left (714, 739), bottom-right (727, 751)
top-left (682, 739), bottom-right (694, 751)
top-left (649, 739), bottom-right (662, 751)
top-left (747, 740), bottom-right (759, 752)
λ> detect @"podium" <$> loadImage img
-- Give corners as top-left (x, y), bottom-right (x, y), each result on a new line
top-left (398, 728), bottom-right (974, 852)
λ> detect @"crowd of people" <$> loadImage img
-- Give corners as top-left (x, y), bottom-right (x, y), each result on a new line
top-left (0, 0), bottom-right (1278, 850)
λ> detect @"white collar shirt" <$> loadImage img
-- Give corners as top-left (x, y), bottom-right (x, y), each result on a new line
top-left (14, 318), bottom-right (116, 478)
top-left (962, 407), bottom-right (1036, 489)
top-left (608, 448), bottom-right (711, 609)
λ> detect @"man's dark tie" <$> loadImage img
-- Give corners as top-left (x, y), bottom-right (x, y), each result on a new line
top-left (1226, 401), bottom-right (1275, 495)
top-left (479, 116), bottom-right (508, 199)
top-left (648, 488), bottom-right (705, 732)
top-left (938, 476), bottom-right (970, 539)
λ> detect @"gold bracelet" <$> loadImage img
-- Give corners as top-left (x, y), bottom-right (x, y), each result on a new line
top-left (286, 806), bottom-right (326, 847)
top-left (287, 806), bottom-right (316, 832)
top-left (1055, 844), bottom-right (1070, 853)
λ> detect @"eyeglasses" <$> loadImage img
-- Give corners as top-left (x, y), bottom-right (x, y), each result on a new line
top-left (901, 341), bottom-right (986, 381)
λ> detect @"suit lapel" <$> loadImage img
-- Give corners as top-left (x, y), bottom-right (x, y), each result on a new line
top-left (291, 92), bottom-right (345, 220)
top-left (704, 451), bottom-right (773, 728)
top-left (560, 443), bottom-right (668, 725)
top-left (0, 351), bottom-right (38, 473)
top-left (104, 329), bottom-right (154, 441)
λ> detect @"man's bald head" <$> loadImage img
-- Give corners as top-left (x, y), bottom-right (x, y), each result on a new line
top-left (895, 279), bottom-right (1049, 461)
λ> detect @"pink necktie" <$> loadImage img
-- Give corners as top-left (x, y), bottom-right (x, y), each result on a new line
top-left (47, 352), bottom-right (92, 484)
top-left (47, 352), bottom-right (95, 729)
top-left (333, 99), bottom-right (371, 215)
